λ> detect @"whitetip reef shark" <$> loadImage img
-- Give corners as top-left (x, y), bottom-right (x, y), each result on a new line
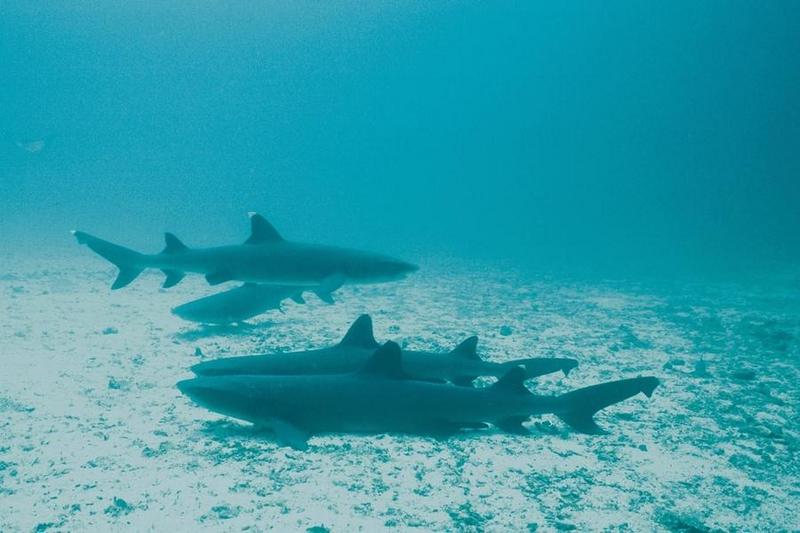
top-left (191, 314), bottom-right (579, 386)
top-left (72, 212), bottom-right (418, 291)
top-left (178, 341), bottom-right (659, 450)
top-left (172, 283), bottom-right (312, 325)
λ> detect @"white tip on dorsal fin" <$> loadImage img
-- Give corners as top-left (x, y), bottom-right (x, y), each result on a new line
top-left (450, 336), bottom-right (480, 360)
top-left (357, 341), bottom-right (406, 379)
top-left (339, 314), bottom-right (379, 348)
top-left (245, 213), bottom-right (283, 244)
top-left (162, 233), bottom-right (188, 254)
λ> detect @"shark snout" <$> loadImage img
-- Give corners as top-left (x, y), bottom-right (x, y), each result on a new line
top-left (177, 378), bottom-right (231, 407)
top-left (382, 259), bottom-right (419, 279)
top-left (177, 378), bottom-right (206, 399)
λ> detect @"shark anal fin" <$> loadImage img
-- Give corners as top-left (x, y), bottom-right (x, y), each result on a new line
top-left (451, 336), bottom-right (480, 360)
top-left (290, 293), bottom-right (306, 304)
top-left (205, 270), bottom-right (234, 286)
top-left (245, 213), bottom-right (284, 244)
top-left (315, 290), bottom-right (335, 304)
top-left (339, 314), bottom-right (379, 348)
top-left (112, 267), bottom-right (144, 290)
top-left (162, 270), bottom-right (185, 288)
top-left (496, 416), bottom-right (530, 435)
top-left (270, 419), bottom-right (310, 451)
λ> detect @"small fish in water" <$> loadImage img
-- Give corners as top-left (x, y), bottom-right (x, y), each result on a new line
top-left (15, 135), bottom-right (54, 153)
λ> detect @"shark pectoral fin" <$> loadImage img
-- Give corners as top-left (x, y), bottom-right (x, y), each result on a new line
top-left (495, 416), bottom-right (530, 435)
top-left (112, 267), bottom-right (144, 290)
top-left (556, 413), bottom-right (603, 434)
top-left (205, 270), bottom-right (234, 286)
top-left (270, 419), bottom-right (310, 451)
top-left (161, 270), bottom-right (186, 288)
top-left (290, 293), bottom-right (306, 304)
top-left (451, 376), bottom-right (477, 387)
top-left (314, 273), bottom-right (345, 304)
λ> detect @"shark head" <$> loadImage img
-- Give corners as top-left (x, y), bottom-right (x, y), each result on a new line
top-left (348, 255), bottom-right (419, 283)
top-left (177, 377), bottom-right (258, 421)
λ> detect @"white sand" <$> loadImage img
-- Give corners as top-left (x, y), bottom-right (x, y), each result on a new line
top-left (1, 254), bottom-right (798, 531)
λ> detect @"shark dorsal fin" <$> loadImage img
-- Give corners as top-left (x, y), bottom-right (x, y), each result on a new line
top-left (163, 233), bottom-right (188, 254)
top-left (492, 366), bottom-right (530, 395)
top-left (450, 336), bottom-right (480, 360)
top-left (358, 341), bottom-right (405, 379)
top-left (245, 212), bottom-right (284, 244)
top-left (339, 315), bottom-right (379, 348)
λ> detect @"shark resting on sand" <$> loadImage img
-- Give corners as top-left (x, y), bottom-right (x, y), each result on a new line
top-left (191, 314), bottom-right (579, 386)
top-left (72, 213), bottom-right (418, 296)
top-left (178, 341), bottom-right (659, 450)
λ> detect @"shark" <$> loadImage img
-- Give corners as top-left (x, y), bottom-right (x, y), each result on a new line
top-left (72, 212), bottom-right (418, 290)
top-left (191, 314), bottom-right (579, 386)
top-left (178, 341), bottom-right (659, 450)
top-left (172, 283), bottom-right (313, 325)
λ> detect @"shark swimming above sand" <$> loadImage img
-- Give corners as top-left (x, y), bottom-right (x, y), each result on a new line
top-left (191, 314), bottom-right (579, 386)
top-left (172, 283), bottom-right (313, 325)
top-left (73, 212), bottom-right (418, 290)
top-left (178, 341), bottom-right (659, 450)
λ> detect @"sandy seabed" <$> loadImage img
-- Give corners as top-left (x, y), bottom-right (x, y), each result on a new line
top-left (1, 254), bottom-right (798, 532)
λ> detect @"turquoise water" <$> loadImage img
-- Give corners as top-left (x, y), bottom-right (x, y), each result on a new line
top-left (2, 2), bottom-right (799, 531)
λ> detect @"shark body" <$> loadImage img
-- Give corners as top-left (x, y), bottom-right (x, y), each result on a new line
top-left (73, 213), bottom-right (417, 290)
top-left (171, 283), bottom-right (311, 325)
top-left (178, 341), bottom-right (659, 450)
top-left (191, 315), bottom-right (579, 386)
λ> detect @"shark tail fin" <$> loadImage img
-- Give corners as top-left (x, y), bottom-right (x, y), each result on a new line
top-left (555, 376), bottom-right (659, 434)
top-left (72, 231), bottom-right (145, 289)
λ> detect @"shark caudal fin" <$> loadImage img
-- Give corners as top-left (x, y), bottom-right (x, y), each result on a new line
top-left (555, 376), bottom-right (660, 434)
top-left (72, 231), bottom-right (145, 289)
